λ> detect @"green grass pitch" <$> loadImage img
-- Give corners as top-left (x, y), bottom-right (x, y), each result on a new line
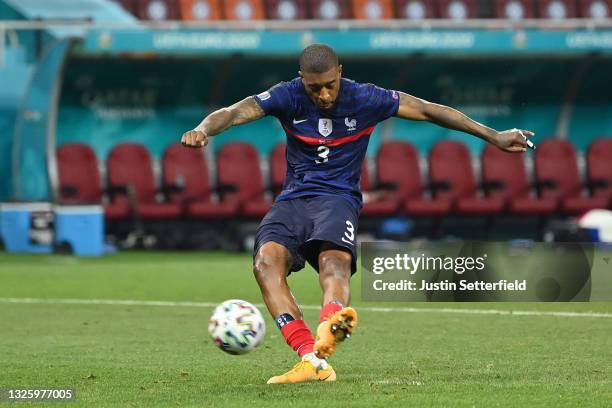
top-left (1, 251), bottom-right (611, 407)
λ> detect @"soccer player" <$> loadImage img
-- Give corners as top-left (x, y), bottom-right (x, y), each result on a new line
top-left (181, 44), bottom-right (533, 384)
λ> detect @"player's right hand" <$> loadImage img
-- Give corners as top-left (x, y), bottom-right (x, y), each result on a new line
top-left (181, 130), bottom-right (209, 148)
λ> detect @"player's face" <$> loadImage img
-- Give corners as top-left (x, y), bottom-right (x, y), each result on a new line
top-left (300, 65), bottom-right (342, 110)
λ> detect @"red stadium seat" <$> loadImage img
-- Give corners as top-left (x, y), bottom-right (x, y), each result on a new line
top-left (178, 0), bottom-right (223, 20)
top-left (536, 0), bottom-right (577, 19)
top-left (57, 144), bottom-right (102, 205)
top-left (265, 0), bottom-right (310, 19)
top-left (360, 160), bottom-right (399, 216)
top-left (429, 141), bottom-right (504, 214)
top-left (578, 0), bottom-right (612, 18)
top-left (134, 0), bottom-right (180, 20)
top-left (107, 143), bottom-right (181, 219)
top-left (352, 0), bottom-right (395, 19)
top-left (310, 0), bottom-right (353, 19)
top-left (223, 0), bottom-right (265, 19)
top-left (587, 139), bottom-right (612, 205)
top-left (436, 0), bottom-right (478, 19)
top-left (535, 139), bottom-right (608, 215)
top-left (376, 141), bottom-right (451, 216)
top-left (112, 0), bottom-right (137, 15)
top-left (162, 143), bottom-right (238, 218)
top-left (56, 143), bottom-right (129, 220)
top-left (217, 143), bottom-right (271, 217)
top-left (395, 0), bottom-right (437, 18)
top-left (481, 144), bottom-right (556, 214)
top-left (493, 0), bottom-right (536, 19)
top-left (270, 143), bottom-right (287, 196)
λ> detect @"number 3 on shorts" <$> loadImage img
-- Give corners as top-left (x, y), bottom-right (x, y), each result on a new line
top-left (341, 220), bottom-right (355, 246)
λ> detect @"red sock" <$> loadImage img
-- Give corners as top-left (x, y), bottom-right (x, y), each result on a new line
top-left (280, 320), bottom-right (315, 357)
top-left (320, 302), bottom-right (343, 323)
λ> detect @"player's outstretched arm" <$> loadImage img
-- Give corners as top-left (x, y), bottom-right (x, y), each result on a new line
top-left (181, 96), bottom-right (265, 148)
top-left (395, 92), bottom-right (534, 153)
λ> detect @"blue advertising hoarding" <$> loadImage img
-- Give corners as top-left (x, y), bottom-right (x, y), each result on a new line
top-left (76, 28), bottom-right (612, 56)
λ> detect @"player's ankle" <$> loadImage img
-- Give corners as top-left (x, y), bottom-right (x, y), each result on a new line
top-left (319, 301), bottom-right (343, 323)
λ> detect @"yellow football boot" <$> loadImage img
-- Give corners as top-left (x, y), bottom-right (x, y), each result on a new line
top-left (267, 356), bottom-right (336, 384)
top-left (314, 307), bottom-right (358, 359)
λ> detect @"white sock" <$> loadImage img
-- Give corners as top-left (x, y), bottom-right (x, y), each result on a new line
top-left (302, 352), bottom-right (329, 369)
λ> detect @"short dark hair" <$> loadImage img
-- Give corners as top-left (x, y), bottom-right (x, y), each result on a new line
top-left (299, 44), bottom-right (339, 74)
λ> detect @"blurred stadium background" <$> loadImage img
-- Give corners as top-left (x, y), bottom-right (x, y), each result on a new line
top-left (1, 1), bottom-right (612, 406)
top-left (1, 0), bottom-right (612, 254)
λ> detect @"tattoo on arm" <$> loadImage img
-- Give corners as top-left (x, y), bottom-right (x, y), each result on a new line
top-left (194, 96), bottom-right (265, 136)
top-left (396, 92), bottom-right (497, 142)
top-left (229, 96), bottom-right (265, 126)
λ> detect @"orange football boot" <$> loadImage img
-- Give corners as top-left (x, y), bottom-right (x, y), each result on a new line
top-left (267, 355), bottom-right (336, 384)
top-left (314, 307), bottom-right (358, 359)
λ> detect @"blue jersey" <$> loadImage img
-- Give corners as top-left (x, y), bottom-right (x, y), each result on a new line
top-left (253, 77), bottom-right (400, 209)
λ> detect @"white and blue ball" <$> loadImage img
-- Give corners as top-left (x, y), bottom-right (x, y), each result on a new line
top-left (208, 299), bottom-right (265, 355)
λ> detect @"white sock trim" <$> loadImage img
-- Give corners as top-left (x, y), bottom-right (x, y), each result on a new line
top-left (302, 353), bottom-right (329, 369)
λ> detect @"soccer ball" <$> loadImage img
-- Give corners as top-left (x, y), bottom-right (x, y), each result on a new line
top-left (208, 299), bottom-right (266, 355)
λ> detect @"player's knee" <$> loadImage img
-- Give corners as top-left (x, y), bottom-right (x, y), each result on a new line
top-left (253, 242), bottom-right (292, 278)
top-left (319, 250), bottom-right (352, 280)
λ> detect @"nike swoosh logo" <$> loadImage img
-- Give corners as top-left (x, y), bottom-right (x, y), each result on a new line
top-left (292, 119), bottom-right (308, 124)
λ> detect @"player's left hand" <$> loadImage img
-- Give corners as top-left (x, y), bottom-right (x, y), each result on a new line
top-left (493, 128), bottom-right (535, 153)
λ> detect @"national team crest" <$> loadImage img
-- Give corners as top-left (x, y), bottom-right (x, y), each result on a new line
top-left (318, 118), bottom-right (333, 137)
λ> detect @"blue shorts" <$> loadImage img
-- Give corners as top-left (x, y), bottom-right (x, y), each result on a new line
top-left (253, 195), bottom-right (359, 274)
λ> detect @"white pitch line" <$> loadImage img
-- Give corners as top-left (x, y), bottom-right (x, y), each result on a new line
top-left (0, 297), bottom-right (611, 319)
